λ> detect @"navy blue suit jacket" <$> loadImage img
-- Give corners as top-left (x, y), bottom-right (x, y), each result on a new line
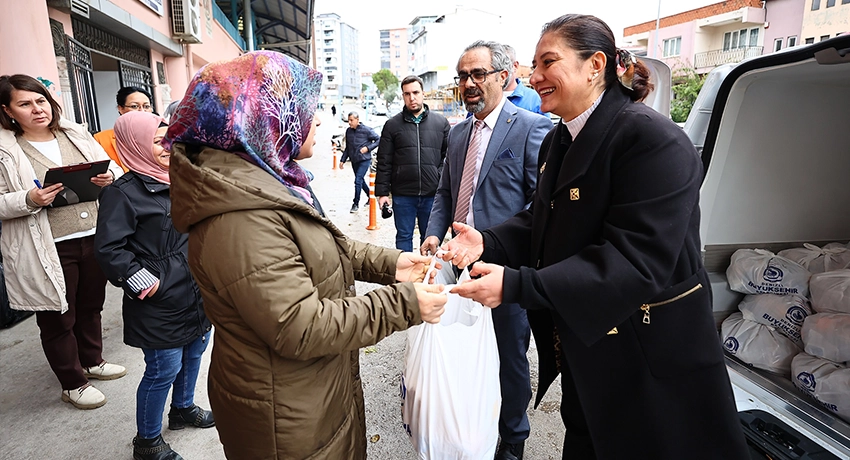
top-left (426, 99), bottom-right (551, 240)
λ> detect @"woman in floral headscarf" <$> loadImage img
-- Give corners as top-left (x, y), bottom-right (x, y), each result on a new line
top-left (164, 51), bottom-right (447, 459)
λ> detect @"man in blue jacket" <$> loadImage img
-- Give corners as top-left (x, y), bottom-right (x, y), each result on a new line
top-left (503, 44), bottom-right (545, 116)
top-left (340, 112), bottom-right (380, 213)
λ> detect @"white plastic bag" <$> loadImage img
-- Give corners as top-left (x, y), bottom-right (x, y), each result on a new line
top-left (801, 313), bottom-right (850, 363)
top-left (791, 353), bottom-right (850, 424)
top-left (401, 263), bottom-right (501, 460)
top-left (726, 249), bottom-right (811, 297)
top-left (738, 294), bottom-right (812, 348)
top-left (778, 243), bottom-right (850, 274)
top-left (809, 269), bottom-right (850, 314)
top-left (721, 312), bottom-right (800, 376)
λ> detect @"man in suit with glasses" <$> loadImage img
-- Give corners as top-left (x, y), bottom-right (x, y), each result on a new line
top-left (421, 40), bottom-right (551, 460)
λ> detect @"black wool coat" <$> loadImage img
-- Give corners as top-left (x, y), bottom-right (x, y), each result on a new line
top-left (95, 172), bottom-right (209, 349)
top-left (483, 88), bottom-right (749, 459)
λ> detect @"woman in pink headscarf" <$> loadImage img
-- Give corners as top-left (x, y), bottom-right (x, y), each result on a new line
top-left (94, 110), bottom-right (213, 460)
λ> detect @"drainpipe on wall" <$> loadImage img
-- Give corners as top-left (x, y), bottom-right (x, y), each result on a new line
top-left (185, 44), bottom-right (193, 84)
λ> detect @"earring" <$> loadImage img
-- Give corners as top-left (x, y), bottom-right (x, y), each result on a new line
top-left (10, 118), bottom-right (16, 124)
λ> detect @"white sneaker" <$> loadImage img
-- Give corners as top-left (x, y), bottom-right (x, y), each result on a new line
top-left (83, 361), bottom-right (127, 380)
top-left (61, 383), bottom-right (106, 410)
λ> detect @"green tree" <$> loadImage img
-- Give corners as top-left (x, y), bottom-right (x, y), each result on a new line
top-left (670, 66), bottom-right (705, 123)
top-left (372, 69), bottom-right (399, 108)
top-left (362, 83), bottom-right (369, 93)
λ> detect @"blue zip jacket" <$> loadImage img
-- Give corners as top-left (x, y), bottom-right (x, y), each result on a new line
top-left (341, 124), bottom-right (380, 164)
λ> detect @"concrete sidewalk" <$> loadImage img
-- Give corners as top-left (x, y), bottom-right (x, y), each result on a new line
top-left (0, 108), bottom-right (564, 459)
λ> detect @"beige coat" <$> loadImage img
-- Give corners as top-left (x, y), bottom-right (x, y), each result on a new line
top-left (169, 146), bottom-right (422, 459)
top-left (0, 119), bottom-right (122, 312)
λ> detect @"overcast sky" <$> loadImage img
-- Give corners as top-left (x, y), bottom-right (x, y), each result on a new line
top-left (313, 0), bottom-right (718, 72)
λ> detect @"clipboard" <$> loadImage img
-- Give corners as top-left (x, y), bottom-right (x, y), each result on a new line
top-left (43, 160), bottom-right (111, 207)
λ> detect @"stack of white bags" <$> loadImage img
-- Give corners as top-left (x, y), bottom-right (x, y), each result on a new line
top-left (723, 245), bottom-right (850, 423)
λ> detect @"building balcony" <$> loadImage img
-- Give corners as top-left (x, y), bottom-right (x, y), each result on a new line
top-left (211, 1), bottom-right (246, 49)
top-left (694, 46), bottom-right (763, 70)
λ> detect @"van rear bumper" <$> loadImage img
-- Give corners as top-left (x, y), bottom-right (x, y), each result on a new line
top-left (727, 355), bottom-right (850, 458)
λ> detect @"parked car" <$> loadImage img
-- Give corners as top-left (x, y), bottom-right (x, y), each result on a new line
top-left (685, 35), bottom-right (850, 458)
top-left (371, 104), bottom-right (387, 116)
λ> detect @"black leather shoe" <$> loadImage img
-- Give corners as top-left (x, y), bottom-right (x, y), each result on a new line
top-left (132, 434), bottom-right (183, 460)
top-left (495, 440), bottom-right (525, 460)
top-left (167, 404), bottom-right (215, 430)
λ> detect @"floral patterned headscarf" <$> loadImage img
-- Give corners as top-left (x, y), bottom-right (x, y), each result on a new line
top-left (162, 51), bottom-right (322, 202)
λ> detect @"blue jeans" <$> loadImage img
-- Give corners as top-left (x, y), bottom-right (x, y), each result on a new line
top-left (137, 332), bottom-right (210, 438)
top-left (352, 160), bottom-right (370, 205)
top-left (391, 195), bottom-right (435, 252)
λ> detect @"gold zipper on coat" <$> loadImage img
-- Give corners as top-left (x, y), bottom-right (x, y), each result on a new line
top-left (639, 283), bottom-right (703, 325)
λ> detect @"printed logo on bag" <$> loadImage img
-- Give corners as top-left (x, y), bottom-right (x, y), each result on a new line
top-left (723, 337), bottom-right (739, 354)
top-left (763, 261), bottom-right (784, 282)
top-left (796, 372), bottom-right (816, 392)
top-left (785, 306), bottom-right (808, 325)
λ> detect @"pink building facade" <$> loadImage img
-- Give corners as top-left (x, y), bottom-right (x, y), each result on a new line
top-left (0, 0), bottom-right (245, 133)
top-left (622, 0), bottom-right (801, 75)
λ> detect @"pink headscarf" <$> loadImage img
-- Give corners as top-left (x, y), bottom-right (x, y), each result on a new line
top-left (115, 111), bottom-right (170, 185)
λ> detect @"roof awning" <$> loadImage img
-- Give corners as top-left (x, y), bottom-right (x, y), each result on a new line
top-left (215, 0), bottom-right (314, 64)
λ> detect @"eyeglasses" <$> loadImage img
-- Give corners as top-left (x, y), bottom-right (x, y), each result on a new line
top-left (454, 69), bottom-right (500, 86)
top-left (123, 103), bottom-right (153, 111)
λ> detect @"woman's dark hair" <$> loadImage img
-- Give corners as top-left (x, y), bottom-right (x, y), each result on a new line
top-left (0, 74), bottom-right (63, 135)
top-left (116, 86), bottom-right (152, 107)
top-left (541, 14), bottom-right (654, 102)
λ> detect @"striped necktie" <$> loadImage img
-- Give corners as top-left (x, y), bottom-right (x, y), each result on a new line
top-left (454, 119), bottom-right (485, 223)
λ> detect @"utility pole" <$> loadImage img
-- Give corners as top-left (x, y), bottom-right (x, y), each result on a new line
top-left (653, 0), bottom-right (661, 58)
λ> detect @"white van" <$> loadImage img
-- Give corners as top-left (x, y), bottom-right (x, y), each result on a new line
top-left (684, 35), bottom-right (850, 457)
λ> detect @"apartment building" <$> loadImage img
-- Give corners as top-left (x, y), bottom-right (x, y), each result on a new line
top-left (408, 8), bottom-right (504, 92)
top-left (801, 0), bottom-right (850, 43)
top-left (314, 13), bottom-right (359, 105)
top-left (623, 0), bottom-right (769, 74)
top-left (380, 27), bottom-right (410, 78)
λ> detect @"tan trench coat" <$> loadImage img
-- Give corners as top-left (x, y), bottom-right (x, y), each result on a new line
top-left (0, 119), bottom-right (121, 312)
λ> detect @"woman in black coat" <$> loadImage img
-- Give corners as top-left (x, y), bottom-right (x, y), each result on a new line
top-left (94, 110), bottom-right (213, 460)
top-left (444, 15), bottom-right (749, 460)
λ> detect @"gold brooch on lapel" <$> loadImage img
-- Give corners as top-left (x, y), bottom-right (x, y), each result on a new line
top-left (607, 327), bottom-right (618, 335)
top-left (570, 188), bottom-right (580, 200)
top-left (507, 118), bottom-right (512, 123)
top-left (540, 163), bottom-right (546, 174)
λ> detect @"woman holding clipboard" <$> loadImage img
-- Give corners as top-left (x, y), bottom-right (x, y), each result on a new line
top-left (0, 74), bottom-right (126, 410)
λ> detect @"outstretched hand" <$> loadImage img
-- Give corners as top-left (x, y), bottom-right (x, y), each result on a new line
top-left (440, 222), bottom-right (484, 269)
top-left (450, 262), bottom-right (504, 308)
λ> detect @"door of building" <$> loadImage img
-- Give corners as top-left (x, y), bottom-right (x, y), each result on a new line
top-left (64, 35), bottom-right (100, 133)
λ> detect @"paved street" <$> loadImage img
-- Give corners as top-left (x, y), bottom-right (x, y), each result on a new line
top-left (0, 107), bottom-right (564, 459)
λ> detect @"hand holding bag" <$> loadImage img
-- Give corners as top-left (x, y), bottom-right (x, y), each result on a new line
top-left (400, 258), bottom-right (501, 459)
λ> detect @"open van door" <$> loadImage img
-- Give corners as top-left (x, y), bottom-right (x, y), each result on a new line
top-left (635, 56), bottom-right (672, 118)
top-left (688, 35), bottom-right (850, 458)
